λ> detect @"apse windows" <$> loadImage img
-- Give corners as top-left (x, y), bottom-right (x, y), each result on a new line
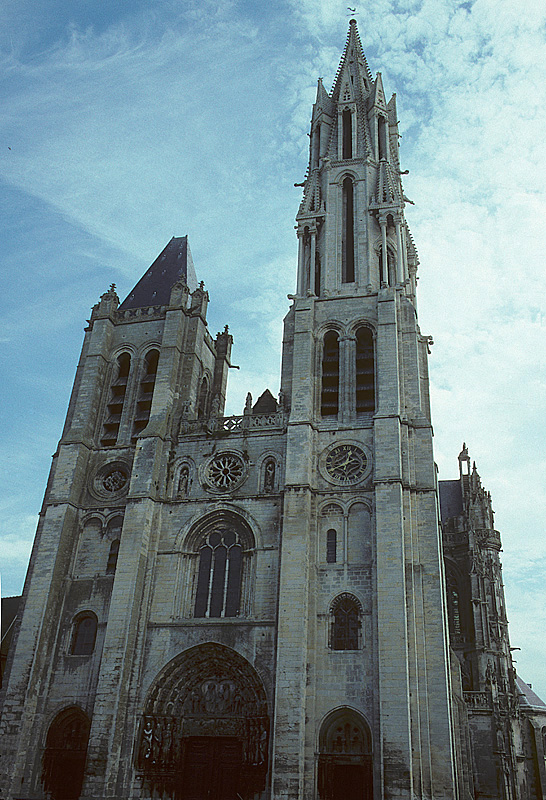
top-left (330, 594), bottom-right (362, 651)
top-left (132, 349), bottom-right (159, 441)
top-left (342, 178), bottom-right (355, 283)
top-left (355, 327), bottom-right (375, 413)
top-left (71, 612), bottom-right (97, 656)
top-left (321, 331), bottom-right (340, 417)
top-left (101, 352), bottom-right (131, 447)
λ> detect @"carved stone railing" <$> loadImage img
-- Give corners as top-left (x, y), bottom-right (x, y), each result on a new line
top-left (181, 411), bottom-right (286, 436)
top-left (463, 691), bottom-right (491, 711)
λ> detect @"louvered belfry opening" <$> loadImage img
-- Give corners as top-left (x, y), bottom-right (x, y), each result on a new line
top-left (355, 327), bottom-right (374, 413)
top-left (321, 331), bottom-right (340, 417)
top-left (101, 352), bottom-right (131, 446)
top-left (132, 349), bottom-right (159, 441)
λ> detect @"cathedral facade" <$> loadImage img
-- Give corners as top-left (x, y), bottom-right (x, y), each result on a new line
top-left (1, 20), bottom-right (545, 800)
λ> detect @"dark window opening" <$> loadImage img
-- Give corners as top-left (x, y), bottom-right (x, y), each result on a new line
top-left (106, 539), bottom-right (120, 575)
top-left (326, 529), bottom-right (337, 563)
top-left (315, 253), bottom-right (321, 297)
top-left (342, 178), bottom-right (355, 283)
top-left (71, 613), bottom-right (97, 656)
top-left (321, 331), bottom-right (340, 417)
top-left (132, 349), bottom-right (159, 442)
top-left (313, 123), bottom-right (321, 168)
top-left (331, 595), bottom-right (361, 650)
top-left (194, 529), bottom-right (244, 618)
top-left (101, 352), bottom-right (131, 447)
top-left (378, 116), bottom-right (388, 161)
top-left (355, 327), bottom-right (375, 414)
top-left (342, 110), bottom-right (353, 160)
top-left (378, 245), bottom-right (396, 287)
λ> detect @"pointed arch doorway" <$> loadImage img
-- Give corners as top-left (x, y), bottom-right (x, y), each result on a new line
top-left (137, 643), bottom-right (269, 800)
top-left (318, 708), bottom-right (373, 800)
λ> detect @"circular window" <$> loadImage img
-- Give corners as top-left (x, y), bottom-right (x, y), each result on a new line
top-left (202, 452), bottom-right (247, 493)
top-left (91, 461), bottom-right (130, 500)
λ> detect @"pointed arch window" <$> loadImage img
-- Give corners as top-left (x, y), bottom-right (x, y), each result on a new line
top-left (342, 178), bottom-right (355, 283)
top-left (330, 593), bottom-right (361, 651)
top-left (355, 327), bottom-right (375, 413)
top-left (342, 110), bottom-right (353, 159)
top-left (132, 349), bottom-right (159, 441)
top-left (195, 529), bottom-right (244, 618)
top-left (321, 331), bottom-right (340, 417)
top-left (101, 352), bottom-right (131, 446)
top-left (71, 612), bottom-right (97, 656)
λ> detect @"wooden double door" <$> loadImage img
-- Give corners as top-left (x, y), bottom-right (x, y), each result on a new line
top-left (179, 737), bottom-right (243, 800)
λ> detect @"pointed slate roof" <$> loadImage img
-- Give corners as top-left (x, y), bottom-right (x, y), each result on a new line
top-left (119, 236), bottom-right (198, 310)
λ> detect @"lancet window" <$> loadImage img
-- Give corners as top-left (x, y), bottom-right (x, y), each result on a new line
top-left (197, 376), bottom-right (210, 420)
top-left (321, 331), bottom-right (340, 417)
top-left (355, 327), bottom-right (375, 413)
top-left (342, 177), bottom-right (355, 283)
top-left (132, 349), bottom-right (159, 441)
top-left (342, 110), bottom-right (353, 159)
top-left (106, 540), bottom-right (120, 575)
top-left (330, 593), bottom-right (361, 650)
top-left (101, 352), bottom-right (131, 446)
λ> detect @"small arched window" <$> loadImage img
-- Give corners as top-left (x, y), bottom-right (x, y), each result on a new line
top-left (132, 349), bottom-right (159, 441)
top-left (330, 594), bottom-right (361, 651)
top-left (326, 530), bottom-right (337, 564)
top-left (71, 612), bottom-right (97, 656)
top-left (321, 331), bottom-right (340, 417)
top-left (342, 178), bottom-right (355, 283)
top-left (355, 327), bottom-right (375, 414)
top-left (101, 352), bottom-right (131, 446)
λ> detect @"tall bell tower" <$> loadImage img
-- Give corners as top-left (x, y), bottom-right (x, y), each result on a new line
top-left (273, 20), bottom-right (457, 799)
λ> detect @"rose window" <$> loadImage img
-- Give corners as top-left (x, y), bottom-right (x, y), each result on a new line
top-left (204, 453), bottom-right (245, 491)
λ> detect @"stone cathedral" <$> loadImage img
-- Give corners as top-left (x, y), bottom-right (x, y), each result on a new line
top-left (1, 20), bottom-right (545, 800)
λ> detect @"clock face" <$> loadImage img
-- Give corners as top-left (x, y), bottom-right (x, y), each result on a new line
top-left (324, 444), bottom-right (367, 484)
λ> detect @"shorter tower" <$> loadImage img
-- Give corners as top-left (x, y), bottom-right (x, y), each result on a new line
top-left (440, 447), bottom-right (546, 800)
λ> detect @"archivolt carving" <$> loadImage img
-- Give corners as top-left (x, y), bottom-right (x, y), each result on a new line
top-left (137, 643), bottom-right (269, 797)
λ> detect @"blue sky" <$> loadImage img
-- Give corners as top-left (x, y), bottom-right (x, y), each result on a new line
top-left (1, 0), bottom-right (545, 697)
